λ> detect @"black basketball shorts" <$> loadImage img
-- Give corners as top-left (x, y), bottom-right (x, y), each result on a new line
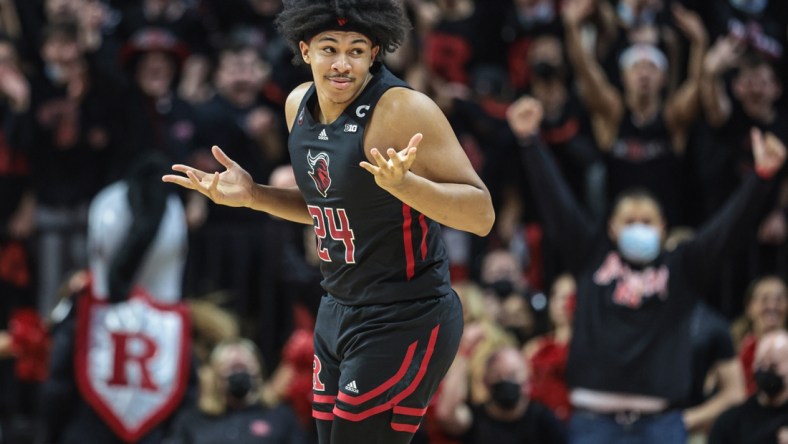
top-left (311, 290), bottom-right (463, 433)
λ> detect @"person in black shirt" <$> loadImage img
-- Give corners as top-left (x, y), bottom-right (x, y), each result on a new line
top-left (166, 338), bottom-right (308, 444)
top-left (709, 329), bottom-right (788, 444)
top-left (506, 96), bottom-right (786, 444)
top-left (436, 344), bottom-right (567, 444)
top-left (561, 0), bottom-right (708, 226)
top-left (163, 1), bottom-right (494, 443)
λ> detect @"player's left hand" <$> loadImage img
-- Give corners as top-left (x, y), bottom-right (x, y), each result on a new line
top-left (361, 133), bottom-right (421, 189)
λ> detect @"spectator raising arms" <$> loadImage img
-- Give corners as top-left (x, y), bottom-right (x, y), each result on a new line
top-left (562, 0), bottom-right (708, 225)
top-left (506, 95), bottom-right (786, 444)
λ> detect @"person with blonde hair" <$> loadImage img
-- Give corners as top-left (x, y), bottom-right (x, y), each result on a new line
top-left (167, 338), bottom-right (308, 444)
top-left (453, 282), bottom-right (517, 405)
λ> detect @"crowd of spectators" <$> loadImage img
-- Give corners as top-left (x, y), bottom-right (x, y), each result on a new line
top-left (0, 0), bottom-right (786, 442)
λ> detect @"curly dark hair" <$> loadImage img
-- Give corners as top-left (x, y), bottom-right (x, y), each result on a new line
top-left (275, 0), bottom-right (410, 65)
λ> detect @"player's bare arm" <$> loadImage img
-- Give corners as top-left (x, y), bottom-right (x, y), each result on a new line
top-left (161, 84), bottom-right (313, 224)
top-left (360, 87), bottom-right (495, 236)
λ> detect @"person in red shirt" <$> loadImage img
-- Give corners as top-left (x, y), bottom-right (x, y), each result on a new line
top-left (524, 273), bottom-right (576, 422)
top-left (733, 275), bottom-right (788, 394)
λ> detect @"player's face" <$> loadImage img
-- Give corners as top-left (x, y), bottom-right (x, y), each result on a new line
top-left (300, 31), bottom-right (380, 106)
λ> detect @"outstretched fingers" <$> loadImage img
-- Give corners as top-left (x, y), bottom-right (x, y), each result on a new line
top-left (161, 173), bottom-right (198, 190)
top-left (360, 133), bottom-right (422, 176)
top-left (212, 145), bottom-right (237, 170)
top-left (171, 163), bottom-right (208, 178)
top-left (407, 133), bottom-right (423, 150)
top-left (185, 170), bottom-right (206, 192)
top-left (163, 146), bottom-right (234, 194)
top-left (208, 171), bottom-right (220, 195)
top-left (163, 164), bottom-right (208, 190)
top-left (369, 147), bottom-right (389, 167)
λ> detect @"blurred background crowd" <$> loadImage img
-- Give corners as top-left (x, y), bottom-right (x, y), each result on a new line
top-left (0, 0), bottom-right (786, 443)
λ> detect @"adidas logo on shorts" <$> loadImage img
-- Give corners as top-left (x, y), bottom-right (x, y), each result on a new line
top-left (344, 380), bottom-right (359, 394)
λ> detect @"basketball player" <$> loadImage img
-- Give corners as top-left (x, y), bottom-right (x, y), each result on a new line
top-left (162, 1), bottom-right (495, 443)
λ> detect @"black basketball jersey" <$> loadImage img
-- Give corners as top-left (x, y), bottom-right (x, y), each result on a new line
top-left (289, 65), bottom-right (452, 306)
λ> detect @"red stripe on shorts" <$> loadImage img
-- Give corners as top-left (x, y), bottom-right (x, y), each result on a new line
top-left (337, 340), bottom-right (417, 406)
top-left (391, 422), bottom-right (420, 433)
top-left (313, 394), bottom-right (336, 404)
top-left (333, 325), bottom-right (440, 422)
top-left (312, 410), bottom-right (334, 420)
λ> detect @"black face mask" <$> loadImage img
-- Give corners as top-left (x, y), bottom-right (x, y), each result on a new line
top-left (755, 368), bottom-right (785, 399)
top-left (531, 61), bottom-right (561, 81)
top-left (487, 279), bottom-right (515, 299)
top-left (490, 380), bottom-right (521, 410)
top-left (227, 371), bottom-right (254, 400)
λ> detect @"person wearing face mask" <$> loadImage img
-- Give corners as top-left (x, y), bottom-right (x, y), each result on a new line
top-left (478, 249), bottom-right (541, 347)
top-left (436, 345), bottom-right (567, 444)
top-left (732, 275), bottom-right (788, 395)
top-left (166, 338), bottom-right (309, 444)
top-left (709, 329), bottom-right (788, 444)
top-left (506, 96), bottom-right (787, 444)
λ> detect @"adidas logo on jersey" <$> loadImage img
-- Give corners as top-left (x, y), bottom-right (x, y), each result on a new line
top-left (344, 380), bottom-right (359, 394)
top-left (318, 129), bottom-right (328, 140)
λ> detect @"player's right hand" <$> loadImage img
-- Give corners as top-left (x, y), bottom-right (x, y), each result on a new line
top-left (162, 145), bottom-right (255, 208)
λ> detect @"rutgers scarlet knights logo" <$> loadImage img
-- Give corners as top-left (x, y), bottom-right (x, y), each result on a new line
top-left (75, 283), bottom-right (190, 442)
top-left (307, 150), bottom-right (332, 197)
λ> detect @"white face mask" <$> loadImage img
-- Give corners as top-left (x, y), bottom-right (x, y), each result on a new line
top-left (617, 223), bottom-right (661, 264)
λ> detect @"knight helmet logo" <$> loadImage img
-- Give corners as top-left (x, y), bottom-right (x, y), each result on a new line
top-left (307, 150), bottom-right (332, 197)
